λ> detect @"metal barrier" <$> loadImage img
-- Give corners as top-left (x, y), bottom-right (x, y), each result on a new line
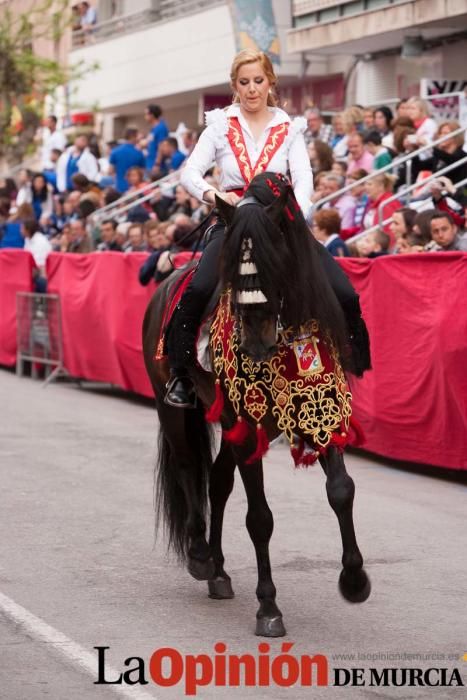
top-left (16, 293), bottom-right (68, 385)
top-left (312, 124), bottom-right (467, 211)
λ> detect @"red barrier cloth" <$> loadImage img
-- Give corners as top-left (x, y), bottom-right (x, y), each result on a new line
top-left (0, 250), bottom-right (34, 366)
top-left (0, 250), bottom-right (464, 470)
top-left (339, 253), bottom-right (467, 470)
top-left (47, 252), bottom-right (155, 397)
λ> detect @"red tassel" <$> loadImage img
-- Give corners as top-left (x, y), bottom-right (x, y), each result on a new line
top-left (300, 449), bottom-right (319, 466)
top-left (223, 416), bottom-right (249, 445)
top-left (291, 440), bottom-right (305, 467)
top-left (329, 430), bottom-right (349, 450)
top-left (246, 423), bottom-right (270, 465)
top-left (349, 416), bottom-right (365, 447)
top-left (205, 379), bottom-right (224, 422)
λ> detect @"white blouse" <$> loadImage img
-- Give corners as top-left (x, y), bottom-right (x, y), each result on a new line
top-left (180, 103), bottom-right (313, 220)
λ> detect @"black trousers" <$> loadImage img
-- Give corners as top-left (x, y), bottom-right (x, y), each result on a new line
top-left (166, 222), bottom-right (225, 371)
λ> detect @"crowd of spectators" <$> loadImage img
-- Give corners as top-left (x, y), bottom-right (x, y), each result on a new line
top-left (1, 95), bottom-right (466, 294)
top-left (306, 97), bottom-right (467, 257)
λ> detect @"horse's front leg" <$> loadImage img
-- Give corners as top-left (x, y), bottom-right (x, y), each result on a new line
top-left (237, 456), bottom-right (285, 637)
top-left (319, 447), bottom-right (371, 602)
top-left (207, 439), bottom-right (236, 599)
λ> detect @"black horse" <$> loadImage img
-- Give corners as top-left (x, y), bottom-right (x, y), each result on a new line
top-left (142, 172), bottom-right (371, 637)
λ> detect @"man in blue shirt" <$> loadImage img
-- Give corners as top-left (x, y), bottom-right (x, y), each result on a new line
top-left (109, 128), bottom-right (146, 193)
top-left (155, 137), bottom-right (186, 177)
top-left (144, 104), bottom-right (169, 173)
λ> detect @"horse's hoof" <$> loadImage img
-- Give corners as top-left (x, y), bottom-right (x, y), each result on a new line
top-left (187, 556), bottom-right (216, 581)
top-left (339, 568), bottom-right (371, 603)
top-left (255, 616), bottom-right (286, 637)
top-left (208, 577), bottom-right (235, 599)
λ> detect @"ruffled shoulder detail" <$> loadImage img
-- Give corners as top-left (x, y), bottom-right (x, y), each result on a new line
top-left (205, 108), bottom-right (229, 149)
top-left (285, 116), bottom-right (307, 146)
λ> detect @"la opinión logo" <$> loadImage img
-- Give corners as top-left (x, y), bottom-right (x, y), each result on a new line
top-left (94, 643), bottom-right (328, 695)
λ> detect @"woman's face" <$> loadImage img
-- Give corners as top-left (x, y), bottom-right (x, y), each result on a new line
top-left (33, 176), bottom-right (45, 192)
top-left (333, 116), bottom-right (344, 135)
top-left (397, 238), bottom-right (412, 254)
top-left (234, 61), bottom-right (271, 113)
top-left (438, 126), bottom-right (457, 153)
top-left (365, 178), bottom-right (384, 201)
top-left (408, 101), bottom-right (422, 122)
top-left (348, 178), bottom-right (365, 197)
top-left (390, 211), bottom-right (406, 238)
top-left (128, 169), bottom-right (142, 187)
top-left (374, 111), bottom-right (388, 132)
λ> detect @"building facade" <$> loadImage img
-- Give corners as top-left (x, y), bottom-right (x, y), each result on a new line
top-left (287, 0), bottom-right (467, 107)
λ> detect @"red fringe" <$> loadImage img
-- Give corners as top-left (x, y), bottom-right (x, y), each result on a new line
top-left (301, 450), bottom-right (319, 466)
top-left (329, 430), bottom-right (348, 451)
top-left (349, 416), bottom-right (365, 447)
top-left (291, 442), bottom-right (304, 466)
top-left (285, 205), bottom-right (294, 221)
top-left (205, 379), bottom-right (224, 422)
top-left (223, 416), bottom-right (249, 445)
top-left (246, 424), bottom-right (270, 465)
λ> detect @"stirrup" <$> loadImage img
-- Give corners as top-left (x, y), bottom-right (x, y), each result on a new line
top-left (164, 374), bottom-right (197, 409)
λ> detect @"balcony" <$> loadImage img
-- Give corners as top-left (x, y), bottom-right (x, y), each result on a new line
top-left (71, 0), bottom-right (225, 49)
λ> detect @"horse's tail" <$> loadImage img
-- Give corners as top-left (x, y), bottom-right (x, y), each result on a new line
top-left (155, 401), bottom-right (213, 561)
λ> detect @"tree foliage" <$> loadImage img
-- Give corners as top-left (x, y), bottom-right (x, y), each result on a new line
top-left (0, 0), bottom-right (94, 166)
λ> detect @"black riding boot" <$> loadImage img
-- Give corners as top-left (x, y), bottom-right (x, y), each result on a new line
top-left (164, 300), bottom-right (202, 409)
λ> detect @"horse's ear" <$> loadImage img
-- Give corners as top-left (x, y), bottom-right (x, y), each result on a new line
top-left (265, 187), bottom-right (291, 225)
top-left (215, 194), bottom-right (236, 225)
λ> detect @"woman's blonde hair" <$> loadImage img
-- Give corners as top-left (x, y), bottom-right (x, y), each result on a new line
top-left (372, 172), bottom-right (398, 192)
top-left (407, 97), bottom-right (431, 118)
top-left (230, 49), bottom-right (278, 107)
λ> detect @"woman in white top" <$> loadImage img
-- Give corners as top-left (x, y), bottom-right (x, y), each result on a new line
top-left (165, 49), bottom-right (313, 407)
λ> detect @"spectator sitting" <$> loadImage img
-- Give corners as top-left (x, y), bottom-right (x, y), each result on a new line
top-left (308, 139), bottom-right (334, 177)
top-left (362, 108), bottom-right (375, 131)
top-left (347, 133), bottom-right (374, 175)
top-left (15, 169), bottom-right (33, 207)
top-left (358, 229), bottom-right (390, 258)
top-left (180, 129), bottom-right (197, 156)
top-left (428, 210), bottom-right (467, 252)
top-left (396, 99), bottom-right (410, 119)
top-left (49, 195), bottom-right (70, 233)
top-left (345, 168), bottom-right (369, 237)
top-left (31, 173), bottom-right (54, 226)
top-left (312, 208), bottom-right (349, 257)
top-left (97, 219), bottom-right (122, 251)
top-left (155, 221), bottom-right (200, 282)
top-left (124, 223), bottom-right (147, 252)
top-left (20, 218), bottom-right (52, 291)
top-left (406, 97), bottom-right (438, 160)
top-left (330, 112), bottom-right (348, 159)
top-left (156, 137), bottom-right (186, 177)
top-left (109, 128), bottom-right (146, 193)
top-left (396, 233), bottom-right (424, 254)
top-left (390, 206), bottom-right (417, 244)
top-left (0, 202), bottom-right (36, 249)
top-left (364, 131), bottom-right (392, 170)
top-left (304, 107), bottom-right (333, 146)
top-left (138, 221), bottom-right (171, 285)
top-left (67, 218), bottom-right (92, 253)
top-left (413, 210), bottom-right (435, 247)
top-left (423, 121), bottom-right (467, 187)
top-left (143, 104), bottom-right (169, 174)
top-left (373, 106), bottom-right (394, 149)
top-left (320, 173), bottom-right (356, 232)
top-left (310, 171), bottom-right (329, 205)
top-left (43, 148), bottom-right (62, 191)
top-left (331, 161), bottom-right (348, 179)
top-left (363, 173), bottom-right (401, 246)
top-left (428, 176), bottom-right (466, 229)
top-left (56, 134), bottom-right (99, 193)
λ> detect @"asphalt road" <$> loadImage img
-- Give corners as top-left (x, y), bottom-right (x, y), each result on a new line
top-left (0, 369), bottom-right (465, 699)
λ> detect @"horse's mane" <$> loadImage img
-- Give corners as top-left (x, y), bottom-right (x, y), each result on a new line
top-left (221, 172), bottom-right (349, 364)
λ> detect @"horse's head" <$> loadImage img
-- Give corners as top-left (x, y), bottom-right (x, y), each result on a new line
top-left (216, 184), bottom-right (291, 363)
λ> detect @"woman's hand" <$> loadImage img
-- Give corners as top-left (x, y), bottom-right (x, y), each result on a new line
top-left (203, 189), bottom-right (241, 206)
